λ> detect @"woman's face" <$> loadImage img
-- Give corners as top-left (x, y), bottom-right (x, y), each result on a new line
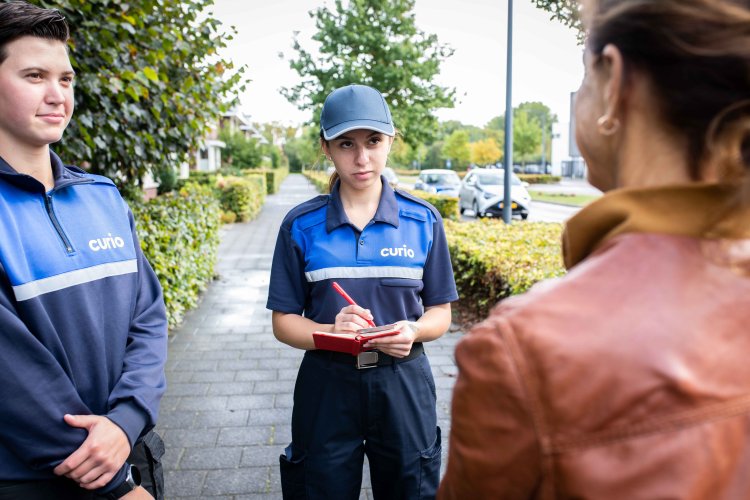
top-left (575, 49), bottom-right (617, 191)
top-left (323, 129), bottom-right (393, 191)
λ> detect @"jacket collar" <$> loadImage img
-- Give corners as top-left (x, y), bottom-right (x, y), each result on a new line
top-left (326, 175), bottom-right (400, 232)
top-left (0, 151), bottom-right (90, 192)
top-left (563, 182), bottom-right (750, 269)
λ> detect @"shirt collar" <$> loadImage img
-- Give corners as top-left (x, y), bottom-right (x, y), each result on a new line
top-left (0, 150), bottom-right (87, 191)
top-left (326, 175), bottom-right (401, 232)
top-left (563, 182), bottom-right (750, 269)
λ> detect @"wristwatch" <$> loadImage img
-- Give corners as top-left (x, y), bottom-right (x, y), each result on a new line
top-left (104, 464), bottom-right (141, 499)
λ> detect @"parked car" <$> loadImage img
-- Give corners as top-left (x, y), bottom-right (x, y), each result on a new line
top-left (382, 167), bottom-right (399, 189)
top-left (413, 169), bottom-right (462, 197)
top-left (458, 168), bottom-right (532, 219)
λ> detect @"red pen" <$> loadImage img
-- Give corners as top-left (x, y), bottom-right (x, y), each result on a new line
top-left (332, 281), bottom-right (377, 327)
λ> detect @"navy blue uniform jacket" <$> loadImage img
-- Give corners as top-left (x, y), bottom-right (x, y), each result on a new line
top-left (0, 152), bottom-right (167, 491)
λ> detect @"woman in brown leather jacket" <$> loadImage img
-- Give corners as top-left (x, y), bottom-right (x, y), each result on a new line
top-left (439, 1), bottom-right (750, 498)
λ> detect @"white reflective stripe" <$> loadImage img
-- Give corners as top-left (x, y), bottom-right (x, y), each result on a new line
top-left (13, 259), bottom-right (138, 301)
top-left (305, 266), bottom-right (423, 282)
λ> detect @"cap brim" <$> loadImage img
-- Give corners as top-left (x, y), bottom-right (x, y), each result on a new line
top-left (322, 120), bottom-right (395, 140)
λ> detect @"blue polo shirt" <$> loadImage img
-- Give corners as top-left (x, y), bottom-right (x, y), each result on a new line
top-left (267, 177), bottom-right (458, 326)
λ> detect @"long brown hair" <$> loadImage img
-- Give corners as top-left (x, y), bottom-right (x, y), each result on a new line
top-left (584, 0), bottom-right (750, 184)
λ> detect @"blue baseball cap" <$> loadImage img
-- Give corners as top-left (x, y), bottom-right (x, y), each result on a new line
top-left (320, 84), bottom-right (396, 140)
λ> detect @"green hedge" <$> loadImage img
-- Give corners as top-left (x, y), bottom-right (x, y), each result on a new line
top-left (404, 190), bottom-right (460, 221)
top-left (217, 175), bottom-right (266, 222)
top-left (177, 171), bottom-right (266, 222)
top-left (257, 168), bottom-right (289, 194)
top-left (518, 174), bottom-right (561, 185)
top-left (302, 170), bottom-right (332, 193)
top-left (131, 183), bottom-right (221, 327)
top-left (445, 219), bottom-right (565, 325)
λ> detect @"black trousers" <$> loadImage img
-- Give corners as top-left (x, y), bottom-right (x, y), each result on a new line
top-left (0, 430), bottom-right (165, 500)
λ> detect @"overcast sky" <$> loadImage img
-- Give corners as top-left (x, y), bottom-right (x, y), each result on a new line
top-left (209, 0), bottom-right (584, 130)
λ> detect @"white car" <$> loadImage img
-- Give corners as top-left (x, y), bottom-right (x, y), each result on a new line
top-left (413, 169), bottom-right (462, 197)
top-left (458, 169), bottom-right (531, 219)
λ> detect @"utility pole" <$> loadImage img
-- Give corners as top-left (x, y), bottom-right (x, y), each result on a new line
top-left (502, 0), bottom-right (514, 223)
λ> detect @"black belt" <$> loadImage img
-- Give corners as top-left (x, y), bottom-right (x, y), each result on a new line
top-left (310, 343), bottom-right (424, 369)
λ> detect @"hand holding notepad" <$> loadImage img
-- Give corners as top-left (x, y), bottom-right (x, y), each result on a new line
top-left (313, 324), bottom-right (399, 356)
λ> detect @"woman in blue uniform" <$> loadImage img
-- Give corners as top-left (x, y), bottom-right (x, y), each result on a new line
top-left (267, 84), bottom-right (458, 499)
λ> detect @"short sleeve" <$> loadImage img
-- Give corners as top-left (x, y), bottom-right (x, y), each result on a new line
top-left (266, 221), bottom-right (309, 314)
top-left (421, 213), bottom-right (459, 306)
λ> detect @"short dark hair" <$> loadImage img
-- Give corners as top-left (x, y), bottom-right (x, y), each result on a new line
top-left (0, 1), bottom-right (69, 65)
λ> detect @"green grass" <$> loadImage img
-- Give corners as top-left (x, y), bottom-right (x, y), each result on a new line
top-left (529, 190), bottom-right (601, 207)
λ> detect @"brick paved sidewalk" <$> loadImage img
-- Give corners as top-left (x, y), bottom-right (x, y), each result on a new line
top-left (156, 174), bottom-right (462, 499)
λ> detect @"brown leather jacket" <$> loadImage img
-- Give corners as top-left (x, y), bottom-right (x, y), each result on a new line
top-left (439, 183), bottom-right (750, 500)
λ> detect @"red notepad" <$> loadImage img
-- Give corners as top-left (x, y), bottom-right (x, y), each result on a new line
top-left (313, 324), bottom-right (399, 356)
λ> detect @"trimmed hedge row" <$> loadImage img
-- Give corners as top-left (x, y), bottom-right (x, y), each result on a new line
top-left (260, 168), bottom-right (289, 194)
top-left (403, 190), bottom-right (460, 221)
top-left (518, 174), bottom-right (561, 185)
top-left (302, 170), bottom-right (330, 192)
top-left (178, 171), bottom-right (267, 222)
top-left (131, 183), bottom-right (221, 328)
top-left (445, 219), bottom-right (565, 325)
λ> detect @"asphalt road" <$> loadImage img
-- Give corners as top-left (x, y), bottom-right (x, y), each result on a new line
top-left (459, 201), bottom-right (580, 223)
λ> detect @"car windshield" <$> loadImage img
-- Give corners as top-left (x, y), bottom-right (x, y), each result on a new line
top-left (477, 171), bottom-right (521, 186)
top-left (420, 172), bottom-right (460, 186)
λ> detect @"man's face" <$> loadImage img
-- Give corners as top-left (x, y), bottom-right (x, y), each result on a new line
top-left (0, 36), bottom-right (74, 153)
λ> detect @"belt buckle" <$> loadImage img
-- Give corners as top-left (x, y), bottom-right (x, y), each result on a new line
top-left (356, 351), bottom-right (378, 369)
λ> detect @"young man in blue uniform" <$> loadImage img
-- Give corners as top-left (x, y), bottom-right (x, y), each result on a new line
top-left (0, 3), bottom-right (167, 499)
top-left (267, 84), bottom-right (458, 499)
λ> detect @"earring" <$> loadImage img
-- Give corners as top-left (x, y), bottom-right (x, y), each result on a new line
top-left (597, 115), bottom-right (620, 136)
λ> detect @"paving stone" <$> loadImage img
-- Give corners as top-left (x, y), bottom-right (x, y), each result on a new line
top-left (203, 467), bottom-right (269, 495)
top-left (217, 426), bottom-right (274, 446)
top-left (179, 446), bottom-right (243, 469)
top-left (177, 395), bottom-right (228, 411)
top-left (163, 428), bottom-right (219, 448)
top-left (207, 381), bottom-right (256, 396)
top-left (226, 394), bottom-right (276, 411)
top-left (192, 409), bottom-right (250, 428)
top-left (164, 470), bottom-right (206, 497)
top-left (235, 369), bottom-right (279, 382)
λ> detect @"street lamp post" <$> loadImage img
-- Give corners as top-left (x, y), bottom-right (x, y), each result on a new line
top-left (503, 0), bottom-right (513, 224)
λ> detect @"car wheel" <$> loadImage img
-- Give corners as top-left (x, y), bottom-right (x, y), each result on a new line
top-left (459, 205), bottom-right (465, 215)
top-left (521, 213), bottom-right (528, 220)
top-left (472, 200), bottom-right (482, 218)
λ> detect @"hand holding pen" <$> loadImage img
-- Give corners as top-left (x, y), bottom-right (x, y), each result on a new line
top-left (332, 281), bottom-right (377, 329)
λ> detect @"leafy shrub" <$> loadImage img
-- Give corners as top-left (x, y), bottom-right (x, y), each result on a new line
top-left (445, 219), bottom-right (565, 326)
top-left (216, 175), bottom-right (265, 222)
top-left (518, 174), bottom-right (561, 185)
top-left (404, 190), bottom-right (459, 221)
top-left (176, 171), bottom-right (266, 222)
top-left (131, 183), bottom-right (221, 327)
top-left (302, 170), bottom-right (331, 192)
top-left (256, 168), bottom-right (289, 194)
top-left (220, 210), bottom-right (237, 224)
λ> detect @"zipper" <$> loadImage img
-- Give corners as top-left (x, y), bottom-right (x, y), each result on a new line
top-left (44, 193), bottom-right (75, 254)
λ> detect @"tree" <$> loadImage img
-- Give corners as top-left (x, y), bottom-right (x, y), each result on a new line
top-left (284, 127), bottom-right (319, 172)
top-left (470, 138), bottom-right (502, 167)
top-left (513, 110), bottom-right (542, 166)
top-left (282, 0), bottom-right (455, 148)
top-left (516, 102), bottom-right (557, 165)
top-left (532, 0), bottom-right (584, 43)
top-left (442, 130), bottom-right (470, 169)
top-left (34, 0), bottom-right (246, 187)
top-left (219, 130), bottom-right (263, 169)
